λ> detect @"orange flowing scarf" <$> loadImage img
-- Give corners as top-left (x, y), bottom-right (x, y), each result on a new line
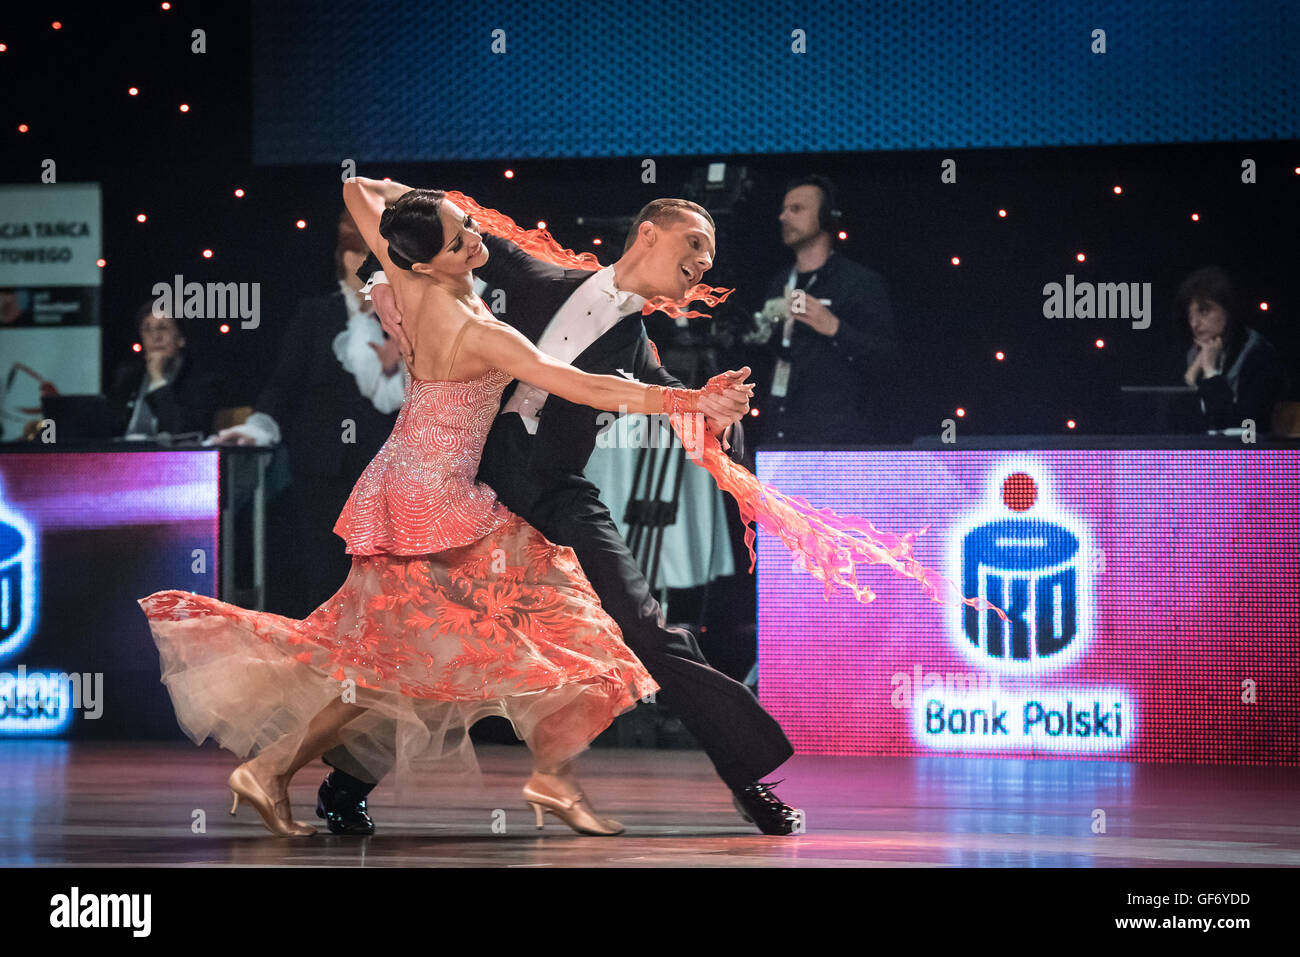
top-left (450, 190), bottom-right (1006, 619)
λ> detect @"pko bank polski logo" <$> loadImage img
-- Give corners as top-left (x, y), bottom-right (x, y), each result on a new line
top-left (916, 462), bottom-right (1131, 754)
top-left (947, 461), bottom-right (1094, 673)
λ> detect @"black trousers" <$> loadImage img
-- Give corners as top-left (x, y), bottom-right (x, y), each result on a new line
top-left (323, 414), bottom-right (793, 790)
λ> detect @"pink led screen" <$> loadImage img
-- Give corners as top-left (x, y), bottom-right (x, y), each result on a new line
top-left (754, 450), bottom-right (1299, 764)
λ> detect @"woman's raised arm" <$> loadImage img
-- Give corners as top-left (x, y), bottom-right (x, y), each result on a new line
top-left (342, 177), bottom-right (412, 280)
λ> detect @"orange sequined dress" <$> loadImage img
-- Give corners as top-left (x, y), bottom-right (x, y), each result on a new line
top-left (138, 367), bottom-right (658, 782)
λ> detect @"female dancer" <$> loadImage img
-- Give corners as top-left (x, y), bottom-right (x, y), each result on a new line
top-left (137, 181), bottom-right (748, 837)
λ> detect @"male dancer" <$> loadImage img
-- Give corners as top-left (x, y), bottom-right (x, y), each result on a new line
top-left (318, 187), bottom-right (800, 835)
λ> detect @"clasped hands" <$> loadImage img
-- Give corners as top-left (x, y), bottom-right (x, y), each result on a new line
top-left (693, 369), bottom-right (753, 452)
top-left (1184, 335), bottom-right (1224, 386)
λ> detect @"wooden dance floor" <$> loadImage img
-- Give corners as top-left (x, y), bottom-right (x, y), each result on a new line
top-left (3, 741), bottom-right (1297, 867)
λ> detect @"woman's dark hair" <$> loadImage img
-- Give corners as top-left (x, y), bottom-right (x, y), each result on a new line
top-left (1175, 265), bottom-right (1246, 358)
top-left (136, 300), bottom-right (187, 340)
top-left (379, 188), bottom-right (447, 270)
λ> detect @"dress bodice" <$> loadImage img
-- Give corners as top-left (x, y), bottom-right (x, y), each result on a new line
top-left (334, 367), bottom-right (515, 554)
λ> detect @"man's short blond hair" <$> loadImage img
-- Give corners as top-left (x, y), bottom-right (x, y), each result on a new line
top-left (623, 199), bottom-right (715, 253)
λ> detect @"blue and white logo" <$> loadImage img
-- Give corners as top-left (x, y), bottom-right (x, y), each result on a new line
top-left (0, 478), bottom-right (37, 660)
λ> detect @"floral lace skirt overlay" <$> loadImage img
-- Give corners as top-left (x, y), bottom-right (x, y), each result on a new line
top-left (138, 514), bottom-right (658, 782)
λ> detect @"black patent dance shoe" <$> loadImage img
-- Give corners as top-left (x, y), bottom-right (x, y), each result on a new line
top-left (731, 780), bottom-right (803, 835)
top-left (316, 770), bottom-right (376, 835)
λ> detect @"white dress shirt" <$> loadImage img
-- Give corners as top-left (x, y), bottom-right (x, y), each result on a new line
top-left (331, 279), bottom-right (407, 414)
top-left (502, 266), bottom-right (646, 433)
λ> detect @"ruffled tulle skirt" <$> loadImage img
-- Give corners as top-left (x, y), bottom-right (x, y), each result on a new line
top-left (137, 514), bottom-right (658, 785)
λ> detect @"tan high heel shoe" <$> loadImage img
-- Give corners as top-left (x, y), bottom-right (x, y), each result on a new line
top-left (228, 764), bottom-right (316, 837)
top-left (522, 772), bottom-right (624, 836)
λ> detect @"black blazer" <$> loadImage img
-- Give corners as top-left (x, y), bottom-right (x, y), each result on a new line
top-left (256, 291), bottom-right (398, 479)
top-left (108, 353), bottom-right (222, 436)
top-left (474, 233), bottom-right (745, 488)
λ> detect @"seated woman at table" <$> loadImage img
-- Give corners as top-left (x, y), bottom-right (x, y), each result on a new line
top-left (1178, 267), bottom-right (1290, 432)
top-left (108, 301), bottom-right (223, 438)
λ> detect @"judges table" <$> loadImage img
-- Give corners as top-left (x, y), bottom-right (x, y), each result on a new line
top-left (750, 433), bottom-right (1299, 767)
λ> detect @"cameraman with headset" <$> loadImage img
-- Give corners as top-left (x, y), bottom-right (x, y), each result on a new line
top-left (752, 175), bottom-right (897, 444)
